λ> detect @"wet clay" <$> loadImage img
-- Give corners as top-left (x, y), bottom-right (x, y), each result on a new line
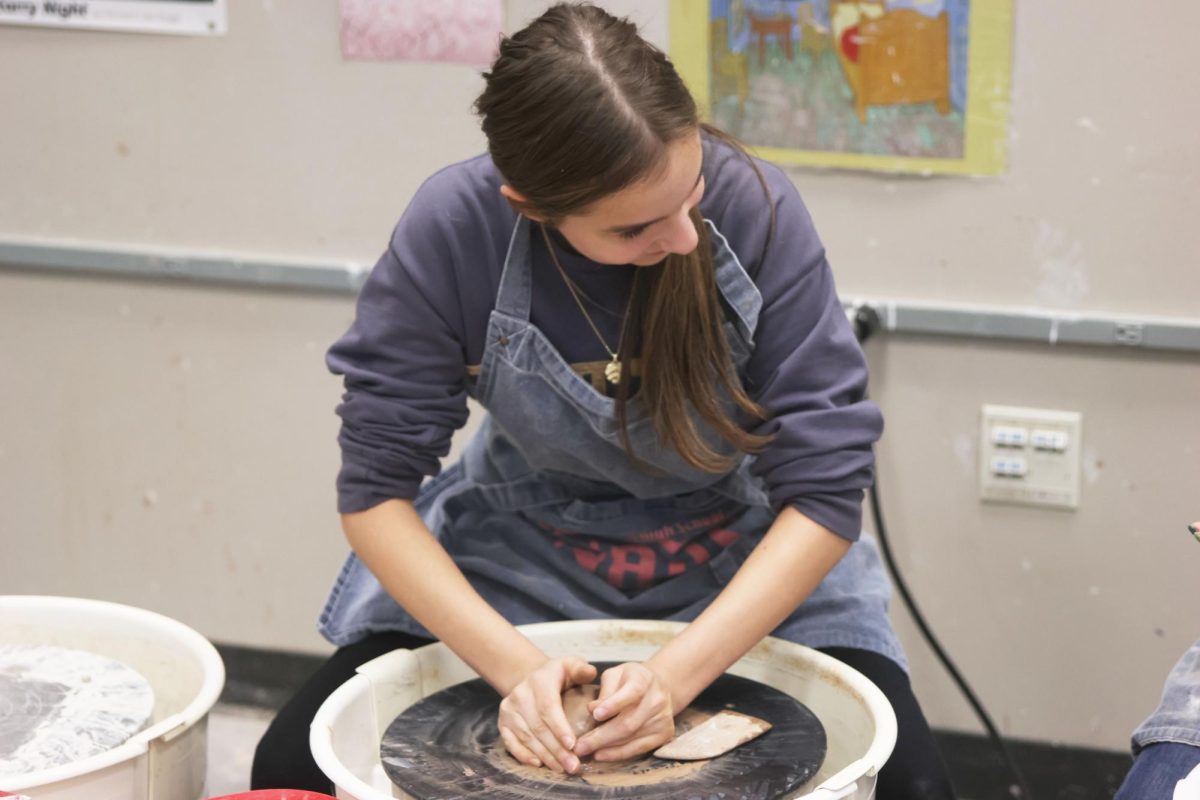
top-left (498, 706), bottom-right (713, 787)
top-left (561, 684), bottom-right (600, 738)
top-left (559, 689), bottom-right (722, 768)
top-left (653, 709), bottom-right (773, 761)
top-left (485, 742), bottom-right (706, 787)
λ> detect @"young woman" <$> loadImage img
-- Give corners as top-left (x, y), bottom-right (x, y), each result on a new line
top-left (253, 4), bottom-right (955, 796)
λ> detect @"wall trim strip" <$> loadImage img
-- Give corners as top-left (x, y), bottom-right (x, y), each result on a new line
top-left (2, 239), bottom-right (1198, 353)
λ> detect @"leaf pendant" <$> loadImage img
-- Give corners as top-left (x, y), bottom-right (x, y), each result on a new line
top-left (604, 357), bottom-right (622, 385)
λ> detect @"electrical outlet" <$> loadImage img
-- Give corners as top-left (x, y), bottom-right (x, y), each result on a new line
top-left (979, 405), bottom-right (1083, 510)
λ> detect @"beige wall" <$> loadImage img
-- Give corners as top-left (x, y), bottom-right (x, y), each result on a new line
top-left (1, 1), bottom-right (1198, 752)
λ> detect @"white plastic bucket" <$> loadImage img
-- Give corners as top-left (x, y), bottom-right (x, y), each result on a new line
top-left (0, 595), bottom-right (225, 800)
top-left (311, 620), bottom-right (896, 800)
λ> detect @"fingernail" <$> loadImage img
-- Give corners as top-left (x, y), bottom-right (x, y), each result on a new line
top-left (575, 741), bottom-right (592, 757)
top-left (562, 735), bottom-right (575, 750)
top-left (565, 755), bottom-right (579, 772)
top-left (593, 706), bottom-right (608, 720)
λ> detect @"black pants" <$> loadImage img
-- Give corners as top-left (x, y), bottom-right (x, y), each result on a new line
top-left (251, 634), bottom-right (957, 799)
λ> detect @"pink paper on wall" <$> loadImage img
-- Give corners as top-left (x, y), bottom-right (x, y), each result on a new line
top-left (340, 0), bottom-right (502, 65)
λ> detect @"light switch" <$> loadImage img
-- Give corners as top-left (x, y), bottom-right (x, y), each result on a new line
top-left (989, 456), bottom-right (1029, 477)
top-left (991, 425), bottom-right (1029, 448)
top-left (1030, 429), bottom-right (1069, 452)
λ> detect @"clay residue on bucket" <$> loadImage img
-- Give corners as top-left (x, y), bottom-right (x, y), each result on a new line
top-left (594, 627), bottom-right (672, 651)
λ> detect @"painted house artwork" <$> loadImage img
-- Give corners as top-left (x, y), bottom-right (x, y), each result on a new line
top-left (671, 0), bottom-right (1013, 174)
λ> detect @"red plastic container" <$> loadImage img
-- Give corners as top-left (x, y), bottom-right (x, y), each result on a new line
top-left (205, 792), bottom-right (338, 800)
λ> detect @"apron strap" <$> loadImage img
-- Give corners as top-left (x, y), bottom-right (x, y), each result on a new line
top-left (493, 215), bottom-right (533, 320)
top-left (706, 218), bottom-right (763, 342)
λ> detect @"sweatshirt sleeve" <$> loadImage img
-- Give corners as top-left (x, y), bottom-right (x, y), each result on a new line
top-left (720, 161), bottom-right (884, 542)
top-left (326, 182), bottom-right (473, 514)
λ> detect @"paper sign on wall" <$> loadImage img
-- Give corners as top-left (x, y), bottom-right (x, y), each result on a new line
top-left (340, 0), bottom-right (502, 65)
top-left (0, 0), bottom-right (226, 35)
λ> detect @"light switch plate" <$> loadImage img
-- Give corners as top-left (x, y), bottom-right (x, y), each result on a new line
top-left (979, 405), bottom-right (1083, 510)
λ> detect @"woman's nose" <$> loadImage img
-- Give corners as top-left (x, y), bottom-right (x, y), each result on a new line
top-left (659, 210), bottom-right (699, 256)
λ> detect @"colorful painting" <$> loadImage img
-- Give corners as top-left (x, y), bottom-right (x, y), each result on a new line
top-left (670, 0), bottom-right (1013, 175)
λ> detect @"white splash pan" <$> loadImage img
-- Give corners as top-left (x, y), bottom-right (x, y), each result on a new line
top-left (0, 595), bottom-right (224, 800)
top-left (311, 619), bottom-right (896, 800)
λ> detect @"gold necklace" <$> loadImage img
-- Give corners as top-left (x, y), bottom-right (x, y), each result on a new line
top-left (540, 224), bottom-right (631, 385)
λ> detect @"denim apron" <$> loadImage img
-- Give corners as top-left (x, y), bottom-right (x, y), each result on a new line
top-left (1131, 639), bottom-right (1200, 752)
top-left (319, 217), bottom-right (906, 670)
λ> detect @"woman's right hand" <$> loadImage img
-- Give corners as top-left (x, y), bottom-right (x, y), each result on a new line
top-left (498, 655), bottom-right (597, 774)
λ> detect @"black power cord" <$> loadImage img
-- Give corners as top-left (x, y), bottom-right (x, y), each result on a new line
top-left (851, 303), bottom-right (1035, 800)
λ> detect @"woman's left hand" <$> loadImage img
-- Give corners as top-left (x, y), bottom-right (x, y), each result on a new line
top-left (572, 662), bottom-right (675, 761)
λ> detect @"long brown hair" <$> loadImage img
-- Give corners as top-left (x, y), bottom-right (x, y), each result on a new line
top-left (475, 2), bottom-right (773, 473)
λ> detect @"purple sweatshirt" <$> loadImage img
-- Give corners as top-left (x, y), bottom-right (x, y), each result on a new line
top-left (327, 137), bottom-right (883, 542)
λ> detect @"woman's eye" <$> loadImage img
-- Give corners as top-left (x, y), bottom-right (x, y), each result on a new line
top-left (618, 226), bottom-right (647, 240)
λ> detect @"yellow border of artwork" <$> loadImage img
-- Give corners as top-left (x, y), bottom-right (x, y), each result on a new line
top-left (669, 0), bottom-right (1014, 175)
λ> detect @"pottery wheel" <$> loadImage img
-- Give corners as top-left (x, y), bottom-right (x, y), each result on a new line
top-left (380, 666), bottom-right (826, 799)
top-left (0, 644), bottom-right (155, 777)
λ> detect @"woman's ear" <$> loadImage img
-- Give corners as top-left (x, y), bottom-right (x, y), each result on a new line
top-left (499, 184), bottom-right (546, 222)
